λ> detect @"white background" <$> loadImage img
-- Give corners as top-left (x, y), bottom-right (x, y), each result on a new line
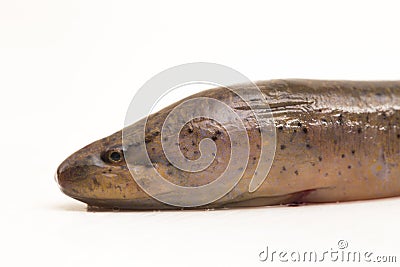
top-left (1, 1), bottom-right (399, 266)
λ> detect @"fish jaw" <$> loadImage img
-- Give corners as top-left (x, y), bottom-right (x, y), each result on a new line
top-left (55, 131), bottom-right (148, 203)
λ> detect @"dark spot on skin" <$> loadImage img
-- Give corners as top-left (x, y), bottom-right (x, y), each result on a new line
top-left (92, 177), bottom-right (100, 186)
top-left (297, 122), bottom-right (302, 127)
top-left (152, 131), bottom-right (160, 137)
top-left (397, 134), bottom-right (400, 139)
top-left (256, 144), bottom-right (261, 149)
top-left (282, 166), bottom-right (286, 171)
top-left (357, 128), bottom-right (362, 134)
top-left (278, 126), bottom-right (283, 131)
top-left (376, 92), bottom-right (382, 97)
top-left (338, 114), bottom-right (343, 125)
top-left (306, 144), bottom-right (311, 149)
top-left (253, 157), bottom-right (257, 161)
top-left (302, 127), bottom-right (308, 134)
top-left (280, 144), bottom-right (286, 150)
top-left (293, 129), bottom-right (297, 133)
top-left (211, 136), bottom-right (218, 141)
top-left (318, 156), bottom-right (322, 161)
top-left (324, 173), bottom-right (328, 177)
top-left (311, 163), bottom-right (315, 166)
top-left (338, 171), bottom-right (342, 176)
top-left (294, 170), bottom-right (299, 175)
top-left (348, 165), bottom-right (352, 169)
top-left (192, 141), bottom-right (196, 146)
top-left (321, 118), bottom-right (327, 123)
top-left (145, 137), bottom-right (152, 144)
top-left (163, 137), bottom-right (168, 142)
top-left (188, 128), bottom-right (194, 134)
top-left (351, 150), bottom-right (355, 155)
top-left (318, 109), bottom-right (322, 112)
top-left (151, 147), bottom-right (156, 152)
top-left (341, 154), bottom-right (345, 158)
top-left (108, 168), bottom-right (112, 172)
top-left (194, 151), bottom-right (199, 154)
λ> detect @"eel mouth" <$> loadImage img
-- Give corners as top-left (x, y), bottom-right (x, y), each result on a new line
top-left (55, 171), bottom-right (91, 202)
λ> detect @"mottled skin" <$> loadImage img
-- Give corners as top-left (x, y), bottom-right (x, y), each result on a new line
top-left (56, 80), bottom-right (400, 210)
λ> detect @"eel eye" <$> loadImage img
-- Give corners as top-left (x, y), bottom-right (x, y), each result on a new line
top-left (102, 149), bottom-right (124, 164)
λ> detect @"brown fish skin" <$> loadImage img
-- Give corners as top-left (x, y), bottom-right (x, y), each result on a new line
top-left (56, 79), bottom-right (400, 210)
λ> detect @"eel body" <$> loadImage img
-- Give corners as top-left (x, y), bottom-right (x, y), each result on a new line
top-left (56, 79), bottom-right (400, 210)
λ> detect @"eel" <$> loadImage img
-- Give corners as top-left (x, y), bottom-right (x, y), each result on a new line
top-left (56, 79), bottom-right (400, 210)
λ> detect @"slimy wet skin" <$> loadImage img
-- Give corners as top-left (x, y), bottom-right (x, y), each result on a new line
top-left (56, 79), bottom-right (400, 210)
